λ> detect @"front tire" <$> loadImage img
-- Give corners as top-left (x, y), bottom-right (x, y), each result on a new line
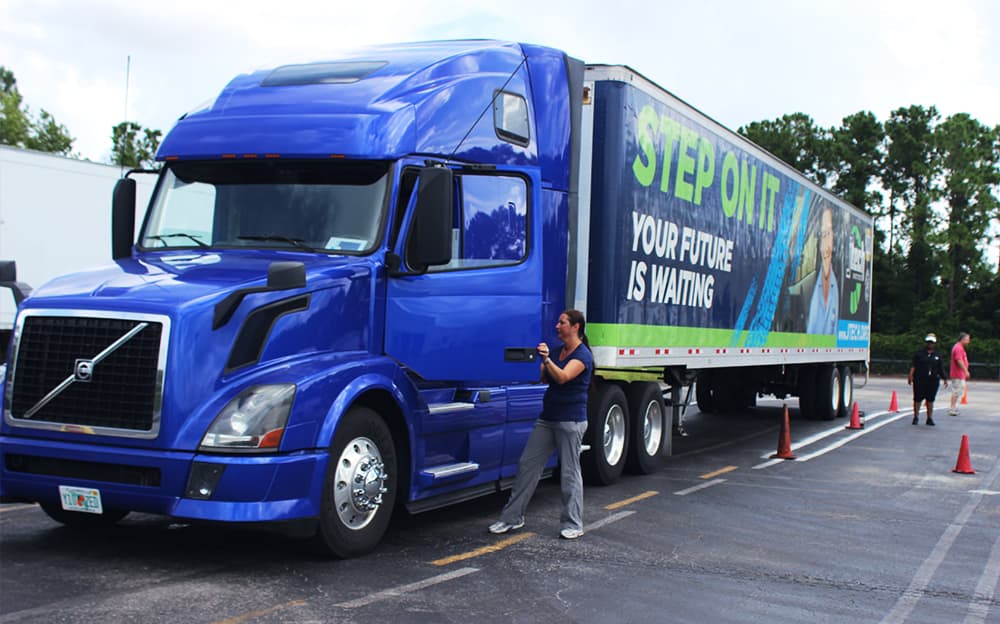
top-left (582, 383), bottom-right (628, 485)
top-left (625, 382), bottom-right (666, 475)
top-left (315, 406), bottom-right (397, 558)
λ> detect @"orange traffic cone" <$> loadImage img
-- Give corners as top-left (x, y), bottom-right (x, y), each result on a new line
top-left (952, 435), bottom-right (975, 474)
top-left (845, 402), bottom-right (863, 430)
top-left (889, 390), bottom-right (899, 413)
top-left (770, 404), bottom-right (797, 460)
top-left (961, 384), bottom-right (968, 405)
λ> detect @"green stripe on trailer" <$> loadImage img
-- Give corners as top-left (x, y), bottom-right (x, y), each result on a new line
top-left (587, 323), bottom-right (836, 349)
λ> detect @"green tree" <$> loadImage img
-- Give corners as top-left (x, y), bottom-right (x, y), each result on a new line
top-left (826, 111), bottom-right (884, 214)
top-left (111, 121), bottom-right (162, 168)
top-left (0, 66), bottom-right (74, 154)
top-left (883, 105), bottom-right (940, 319)
top-left (934, 115), bottom-right (1000, 324)
top-left (738, 113), bottom-right (830, 185)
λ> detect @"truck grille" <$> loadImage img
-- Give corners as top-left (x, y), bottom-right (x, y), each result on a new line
top-left (6, 313), bottom-right (168, 436)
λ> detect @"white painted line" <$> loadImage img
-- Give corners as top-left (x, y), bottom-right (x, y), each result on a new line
top-left (794, 413), bottom-right (907, 461)
top-left (963, 533), bottom-right (1000, 624)
top-left (881, 519), bottom-right (971, 623)
top-left (757, 410), bottom-right (893, 459)
top-left (753, 412), bottom-right (906, 469)
top-left (674, 478), bottom-right (726, 496)
top-left (335, 567), bottom-right (479, 608)
top-left (883, 459), bottom-right (1000, 624)
top-left (969, 490), bottom-right (1000, 496)
top-left (752, 457), bottom-right (786, 470)
top-left (0, 503), bottom-right (37, 514)
top-left (587, 510), bottom-right (636, 531)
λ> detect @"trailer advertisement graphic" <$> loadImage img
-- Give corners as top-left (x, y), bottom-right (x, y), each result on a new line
top-left (587, 82), bottom-right (872, 350)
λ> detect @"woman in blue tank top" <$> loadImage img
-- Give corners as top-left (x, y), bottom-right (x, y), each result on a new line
top-left (489, 309), bottom-right (593, 540)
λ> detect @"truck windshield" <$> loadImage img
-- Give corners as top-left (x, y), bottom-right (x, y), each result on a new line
top-left (141, 160), bottom-right (389, 254)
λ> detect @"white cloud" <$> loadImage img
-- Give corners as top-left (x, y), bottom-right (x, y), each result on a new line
top-left (2, 0), bottom-right (997, 163)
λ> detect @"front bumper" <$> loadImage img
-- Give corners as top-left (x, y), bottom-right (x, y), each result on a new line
top-left (0, 436), bottom-right (328, 522)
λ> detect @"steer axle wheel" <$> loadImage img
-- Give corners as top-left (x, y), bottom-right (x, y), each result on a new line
top-left (315, 406), bottom-right (397, 558)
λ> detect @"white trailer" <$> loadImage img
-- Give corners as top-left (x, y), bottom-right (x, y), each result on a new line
top-left (0, 146), bottom-right (154, 331)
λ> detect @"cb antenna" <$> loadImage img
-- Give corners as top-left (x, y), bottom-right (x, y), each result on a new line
top-left (120, 55), bottom-right (130, 175)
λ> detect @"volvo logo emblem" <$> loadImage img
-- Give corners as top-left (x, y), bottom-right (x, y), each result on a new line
top-left (74, 359), bottom-right (95, 382)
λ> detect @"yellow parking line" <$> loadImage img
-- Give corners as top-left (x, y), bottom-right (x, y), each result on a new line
top-left (700, 466), bottom-right (738, 480)
top-left (212, 599), bottom-right (306, 624)
top-left (604, 490), bottom-right (658, 510)
top-left (431, 532), bottom-right (536, 566)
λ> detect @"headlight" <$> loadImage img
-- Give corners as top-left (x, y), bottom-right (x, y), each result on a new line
top-left (200, 384), bottom-right (296, 452)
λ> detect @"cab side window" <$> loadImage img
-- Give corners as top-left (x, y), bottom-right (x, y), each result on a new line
top-left (430, 174), bottom-right (528, 271)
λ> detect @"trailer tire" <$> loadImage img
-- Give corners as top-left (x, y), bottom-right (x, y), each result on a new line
top-left (40, 504), bottom-right (128, 528)
top-left (315, 406), bottom-right (397, 558)
top-left (838, 366), bottom-right (854, 418)
top-left (625, 382), bottom-right (665, 475)
top-left (797, 366), bottom-right (816, 419)
top-left (582, 383), bottom-right (628, 485)
top-left (813, 365), bottom-right (841, 421)
top-left (695, 373), bottom-right (717, 413)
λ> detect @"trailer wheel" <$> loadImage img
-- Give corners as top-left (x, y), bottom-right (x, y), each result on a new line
top-left (582, 383), bottom-right (628, 485)
top-left (797, 366), bottom-right (816, 419)
top-left (315, 406), bottom-right (397, 558)
top-left (625, 382), bottom-right (665, 475)
top-left (40, 504), bottom-right (128, 528)
top-left (695, 373), bottom-right (717, 413)
top-left (838, 366), bottom-right (854, 418)
top-left (813, 365), bottom-right (841, 421)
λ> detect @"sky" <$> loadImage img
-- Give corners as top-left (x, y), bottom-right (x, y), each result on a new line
top-left (1, 0), bottom-right (998, 164)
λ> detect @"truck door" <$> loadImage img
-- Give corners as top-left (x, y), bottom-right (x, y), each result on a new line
top-left (385, 168), bottom-right (543, 382)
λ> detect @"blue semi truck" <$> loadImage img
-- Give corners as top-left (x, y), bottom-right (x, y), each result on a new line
top-left (1, 40), bottom-right (872, 557)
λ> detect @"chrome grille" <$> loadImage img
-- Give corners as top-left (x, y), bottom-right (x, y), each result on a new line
top-left (5, 311), bottom-right (168, 437)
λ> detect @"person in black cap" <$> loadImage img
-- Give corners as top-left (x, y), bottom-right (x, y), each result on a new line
top-left (907, 333), bottom-right (949, 425)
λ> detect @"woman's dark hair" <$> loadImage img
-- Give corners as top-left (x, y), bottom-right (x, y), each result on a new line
top-left (564, 309), bottom-right (589, 348)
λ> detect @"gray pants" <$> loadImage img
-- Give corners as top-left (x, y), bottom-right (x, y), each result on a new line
top-left (500, 419), bottom-right (588, 531)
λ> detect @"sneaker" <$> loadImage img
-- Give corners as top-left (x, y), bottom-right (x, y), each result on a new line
top-left (948, 410), bottom-right (959, 416)
top-left (489, 520), bottom-right (524, 534)
top-left (926, 419), bottom-right (935, 426)
top-left (559, 527), bottom-right (584, 540)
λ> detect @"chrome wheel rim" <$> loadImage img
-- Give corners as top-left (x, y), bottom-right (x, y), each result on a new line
top-left (642, 400), bottom-right (664, 456)
top-left (842, 372), bottom-right (853, 410)
top-left (333, 436), bottom-right (387, 530)
top-left (831, 373), bottom-right (841, 414)
top-left (603, 404), bottom-right (626, 466)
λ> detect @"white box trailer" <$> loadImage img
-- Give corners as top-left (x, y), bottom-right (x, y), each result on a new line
top-left (0, 146), bottom-right (154, 332)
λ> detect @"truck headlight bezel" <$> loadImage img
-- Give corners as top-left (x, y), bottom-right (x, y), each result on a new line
top-left (199, 384), bottom-right (296, 453)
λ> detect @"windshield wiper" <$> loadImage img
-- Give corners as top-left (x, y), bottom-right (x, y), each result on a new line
top-left (238, 235), bottom-right (319, 253)
top-left (146, 233), bottom-right (209, 248)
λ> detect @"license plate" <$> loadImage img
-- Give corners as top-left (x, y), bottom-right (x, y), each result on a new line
top-left (58, 485), bottom-right (104, 514)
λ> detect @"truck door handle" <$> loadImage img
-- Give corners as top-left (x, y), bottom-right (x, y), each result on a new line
top-left (504, 348), bottom-right (537, 363)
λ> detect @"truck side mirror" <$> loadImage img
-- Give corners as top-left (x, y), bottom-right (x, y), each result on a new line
top-left (405, 166), bottom-right (453, 271)
top-left (0, 260), bottom-right (32, 305)
top-left (112, 177), bottom-right (137, 260)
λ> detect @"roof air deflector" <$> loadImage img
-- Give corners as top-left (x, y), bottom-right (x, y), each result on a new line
top-left (261, 61), bottom-right (388, 86)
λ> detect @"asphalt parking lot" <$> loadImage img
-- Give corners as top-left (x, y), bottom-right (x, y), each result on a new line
top-left (2, 376), bottom-right (998, 623)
